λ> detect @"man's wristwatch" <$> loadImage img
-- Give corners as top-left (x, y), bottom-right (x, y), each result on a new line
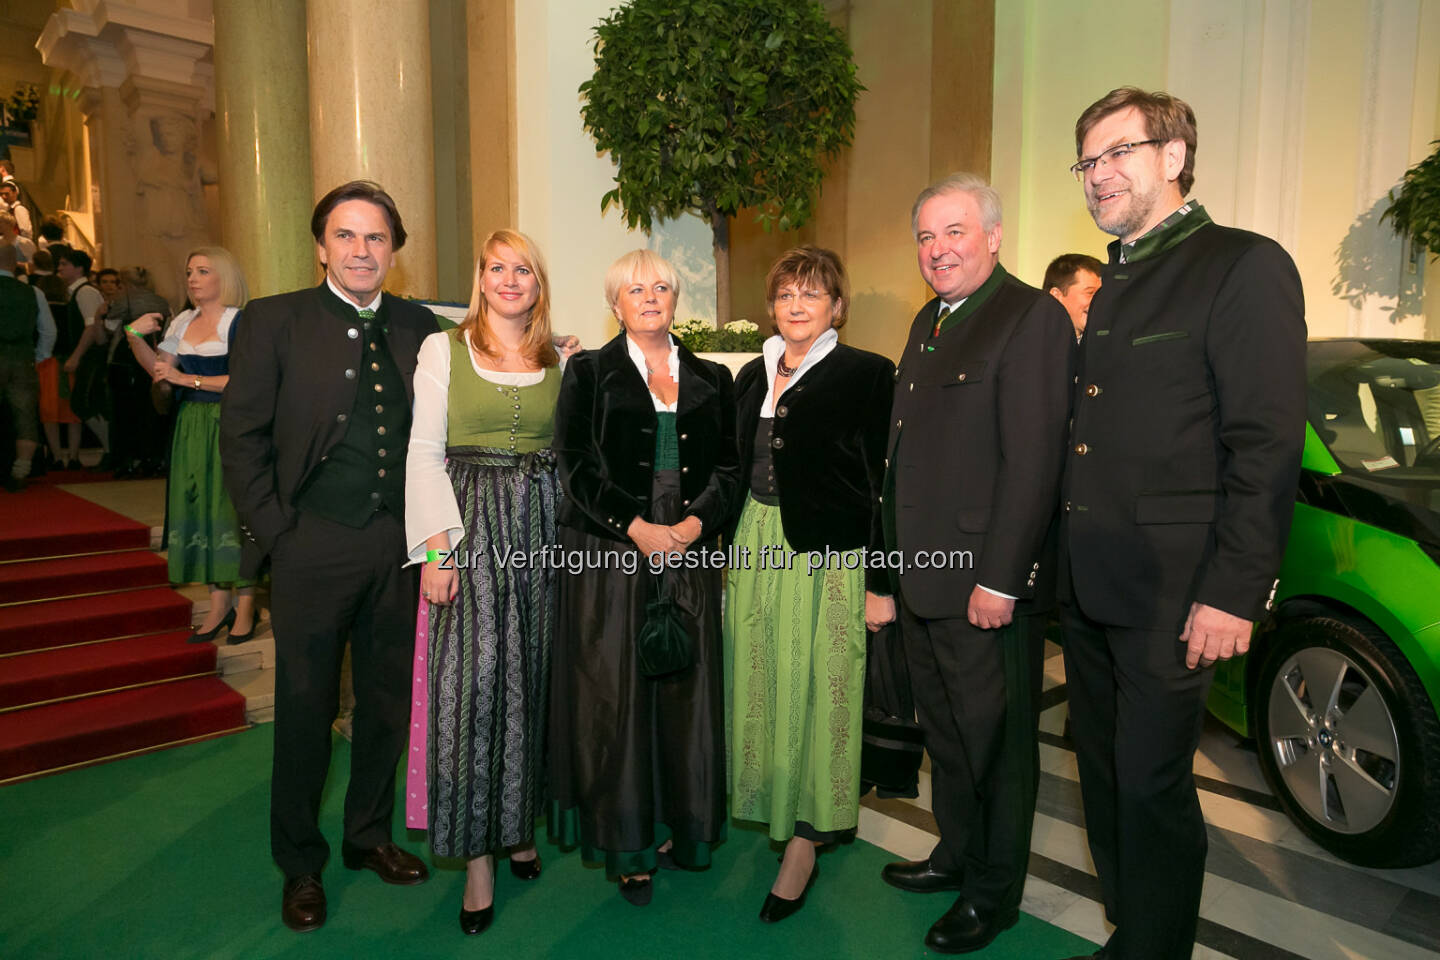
top-left (192, 376), bottom-right (203, 390)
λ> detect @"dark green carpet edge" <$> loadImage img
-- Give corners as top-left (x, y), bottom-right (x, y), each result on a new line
top-left (0, 727), bottom-right (1097, 959)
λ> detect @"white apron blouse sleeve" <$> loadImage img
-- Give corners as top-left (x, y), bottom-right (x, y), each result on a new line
top-left (404, 331), bottom-right (465, 565)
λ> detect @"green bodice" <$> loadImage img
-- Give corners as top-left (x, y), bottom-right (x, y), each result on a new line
top-left (446, 330), bottom-right (560, 452)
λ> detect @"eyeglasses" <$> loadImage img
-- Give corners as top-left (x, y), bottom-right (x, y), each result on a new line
top-left (1069, 140), bottom-right (1164, 180)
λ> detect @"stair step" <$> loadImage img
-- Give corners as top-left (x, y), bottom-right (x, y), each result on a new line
top-left (0, 487), bottom-right (150, 562)
top-left (0, 587), bottom-right (192, 656)
top-left (0, 677), bottom-right (248, 783)
top-left (0, 631), bottom-right (214, 710)
top-left (0, 551), bottom-right (169, 605)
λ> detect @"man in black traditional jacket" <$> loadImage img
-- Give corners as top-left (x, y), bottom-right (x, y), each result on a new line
top-left (220, 181), bottom-right (436, 932)
top-left (1056, 88), bottom-right (1307, 960)
top-left (876, 173), bottom-right (1073, 954)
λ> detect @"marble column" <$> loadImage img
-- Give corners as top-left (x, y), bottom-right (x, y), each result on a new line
top-left (213, 0), bottom-right (314, 299)
top-left (306, 0), bottom-right (438, 299)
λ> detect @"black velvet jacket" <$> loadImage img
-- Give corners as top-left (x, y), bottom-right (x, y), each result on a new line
top-left (731, 343), bottom-right (894, 592)
top-left (554, 333), bottom-right (740, 543)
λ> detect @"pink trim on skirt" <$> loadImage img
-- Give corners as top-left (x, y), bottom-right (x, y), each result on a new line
top-left (405, 597), bottom-right (430, 830)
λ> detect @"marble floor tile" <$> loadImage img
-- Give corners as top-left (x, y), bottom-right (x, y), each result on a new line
top-left (1204, 880), bottom-right (1439, 960)
top-left (1021, 875), bottom-right (1083, 922)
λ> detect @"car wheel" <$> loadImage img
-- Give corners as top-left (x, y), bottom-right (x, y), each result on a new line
top-left (1254, 615), bottom-right (1440, 867)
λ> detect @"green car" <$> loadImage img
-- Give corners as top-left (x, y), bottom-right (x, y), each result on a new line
top-left (1208, 338), bottom-right (1440, 867)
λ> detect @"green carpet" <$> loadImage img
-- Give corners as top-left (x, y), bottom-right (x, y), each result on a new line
top-left (0, 727), bottom-right (1097, 959)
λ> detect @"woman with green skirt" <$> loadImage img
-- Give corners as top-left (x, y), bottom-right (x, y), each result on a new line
top-left (726, 246), bottom-right (894, 922)
top-left (124, 246), bottom-right (255, 643)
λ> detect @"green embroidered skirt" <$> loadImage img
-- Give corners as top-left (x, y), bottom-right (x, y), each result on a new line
top-left (724, 496), bottom-right (867, 842)
top-left (165, 401), bottom-right (247, 586)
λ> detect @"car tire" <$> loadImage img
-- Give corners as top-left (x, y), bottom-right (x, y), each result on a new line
top-left (1253, 615), bottom-right (1440, 867)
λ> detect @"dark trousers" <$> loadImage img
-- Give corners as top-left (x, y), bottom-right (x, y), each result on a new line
top-left (106, 363), bottom-right (164, 469)
top-left (1059, 600), bottom-right (1214, 960)
top-left (268, 508), bottom-right (415, 878)
top-left (899, 599), bottom-right (1043, 915)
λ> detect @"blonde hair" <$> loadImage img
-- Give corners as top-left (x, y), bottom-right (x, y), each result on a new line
top-left (185, 246), bottom-right (248, 308)
top-left (457, 229), bottom-right (558, 368)
top-left (603, 249), bottom-right (681, 317)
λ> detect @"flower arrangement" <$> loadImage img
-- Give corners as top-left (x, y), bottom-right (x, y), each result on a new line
top-left (671, 318), bottom-right (764, 353)
top-left (3, 83), bottom-right (40, 124)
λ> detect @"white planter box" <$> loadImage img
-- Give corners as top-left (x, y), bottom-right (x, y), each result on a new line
top-left (695, 351), bottom-right (762, 376)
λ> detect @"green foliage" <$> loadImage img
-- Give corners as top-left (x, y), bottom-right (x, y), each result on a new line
top-left (673, 317), bottom-right (764, 352)
top-left (1382, 141), bottom-right (1440, 258)
top-left (579, 0), bottom-right (861, 234)
top-left (3, 83), bottom-right (39, 124)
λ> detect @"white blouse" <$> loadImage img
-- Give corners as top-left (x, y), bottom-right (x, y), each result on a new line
top-left (159, 307), bottom-right (239, 356)
top-left (626, 334), bottom-right (680, 412)
top-left (759, 327), bottom-right (838, 417)
top-left (404, 329), bottom-right (549, 565)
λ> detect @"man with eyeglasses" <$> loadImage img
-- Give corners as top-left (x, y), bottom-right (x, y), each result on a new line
top-left (1056, 88), bottom-right (1307, 960)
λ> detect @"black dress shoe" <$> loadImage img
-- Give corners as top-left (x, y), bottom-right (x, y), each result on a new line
top-left (758, 861), bottom-right (819, 924)
top-left (281, 873), bottom-right (326, 932)
top-left (924, 899), bottom-right (1019, 954)
top-left (342, 841), bottom-right (429, 884)
top-left (880, 858), bottom-right (965, 893)
top-left (459, 904), bottom-right (494, 935)
top-left (508, 853), bottom-right (541, 880)
top-left (618, 874), bottom-right (652, 906)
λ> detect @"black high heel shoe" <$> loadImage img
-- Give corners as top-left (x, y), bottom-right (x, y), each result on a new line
top-left (225, 613), bottom-right (259, 645)
top-left (759, 860), bottom-right (819, 924)
top-left (186, 607), bottom-right (235, 644)
top-left (508, 853), bottom-right (541, 880)
top-left (458, 904), bottom-right (493, 935)
top-left (618, 874), bottom-right (652, 906)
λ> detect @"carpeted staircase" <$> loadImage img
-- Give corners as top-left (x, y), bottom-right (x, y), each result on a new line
top-left (0, 486), bottom-right (249, 784)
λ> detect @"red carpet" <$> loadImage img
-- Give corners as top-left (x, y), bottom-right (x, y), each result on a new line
top-left (0, 550), bottom-right (169, 604)
top-left (0, 484), bottom-right (248, 784)
top-left (0, 486), bottom-right (150, 562)
top-left (0, 678), bottom-right (247, 782)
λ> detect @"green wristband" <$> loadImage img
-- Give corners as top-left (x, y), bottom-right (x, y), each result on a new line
top-left (426, 549), bottom-right (440, 563)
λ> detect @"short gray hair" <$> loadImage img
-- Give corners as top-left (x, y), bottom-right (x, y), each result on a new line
top-left (911, 172), bottom-right (1003, 236)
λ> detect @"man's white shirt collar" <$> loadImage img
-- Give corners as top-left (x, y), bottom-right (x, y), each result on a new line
top-left (326, 276), bottom-right (382, 314)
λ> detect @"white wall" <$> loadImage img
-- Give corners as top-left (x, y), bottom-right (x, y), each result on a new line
top-left (515, 0), bottom-right (716, 350)
top-left (992, 0), bottom-right (1440, 339)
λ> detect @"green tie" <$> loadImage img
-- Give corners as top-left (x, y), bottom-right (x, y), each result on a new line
top-left (358, 308), bottom-right (376, 322)
top-left (930, 304), bottom-right (951, 338)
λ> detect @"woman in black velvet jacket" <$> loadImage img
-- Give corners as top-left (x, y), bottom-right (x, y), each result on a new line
top-left (725, 246), bottom-right (894, 923)
top-left (547, 248), bottom-right (739, 907)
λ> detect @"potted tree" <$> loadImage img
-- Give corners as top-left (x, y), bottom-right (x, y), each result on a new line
top-left (1383, 141), bottom-right (1440, 259)
top-left (580, 0), bottom-right (861, 327)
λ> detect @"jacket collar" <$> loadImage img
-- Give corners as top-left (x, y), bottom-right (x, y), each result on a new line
top-left (594, 332), bottom-right (716, 416)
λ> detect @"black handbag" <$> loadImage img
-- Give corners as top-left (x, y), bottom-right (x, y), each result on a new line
top-left (636, 572), bottom-right (692, 678)
top-left (859, 620), bottom-right (925, 799)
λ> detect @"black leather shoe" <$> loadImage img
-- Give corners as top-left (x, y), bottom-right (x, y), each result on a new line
top-left (880, 858), bottom-right (965, 893)
top-left (281, 873), bottom-right (326, 932)
top-left (342, 841), bottom-right (429, 885)
top-left (924, 899), bottom-right (1019, 954)
top-left (758, 861), bottom-right (819, 924)
top-left (459, 904), bottom-right (494, 935)
top-left (618, 874), bottom-right (652, 906)
top-left (508, 853), bottom-right (541, 880)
